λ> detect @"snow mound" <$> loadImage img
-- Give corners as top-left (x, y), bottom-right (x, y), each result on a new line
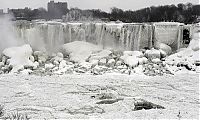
top-left (166, 31), bottom-right (200, 70)
top-left (188, 32), bottom-right (200, 51)
top-left (2, 44), bottom-right (36, 72)
top-left (121, 51), bottom-right (145, 68)
top-left (61, 41), bottom-right (102, 63)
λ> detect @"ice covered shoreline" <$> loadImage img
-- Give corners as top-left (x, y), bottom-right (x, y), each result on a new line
top-left (0, 72), bottom-right (199, 119)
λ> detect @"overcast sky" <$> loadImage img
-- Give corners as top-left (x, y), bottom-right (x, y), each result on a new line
top-left (0, 0), bottom-right (199, 12)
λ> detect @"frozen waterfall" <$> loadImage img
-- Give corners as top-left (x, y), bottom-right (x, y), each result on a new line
top-left (13, 21), bottom-right (187, 53)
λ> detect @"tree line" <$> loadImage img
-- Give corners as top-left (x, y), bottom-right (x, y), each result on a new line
top-left (91, 3), bottom-right (200, 24)
top-left (9, 3), bottom-right (200, 24)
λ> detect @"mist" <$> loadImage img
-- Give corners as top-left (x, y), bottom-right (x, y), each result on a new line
top-left (0, 14), bottom-right (24, 52)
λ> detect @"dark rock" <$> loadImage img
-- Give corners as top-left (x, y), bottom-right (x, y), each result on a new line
top-left (96, 98), bottom-right (123, 104)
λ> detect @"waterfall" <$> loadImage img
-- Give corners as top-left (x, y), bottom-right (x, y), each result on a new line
top-left (13, 21), bottom-right (183, 53)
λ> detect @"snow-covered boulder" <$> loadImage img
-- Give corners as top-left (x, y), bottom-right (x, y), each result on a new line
top-left (152, 58), bottom-right (161, 63)
top-left (79, 62), bottom-right (92, 70)
top-left (123, 56), bottom-right (139, 68)
top-left (107, 59), bottom-right (115, 67)
top-left (89, 49), bottom-right (112, 61)
top-left (89, 59), bottom-right (99, 67)
top-left (154, 42), bottom-right (172, 55)
top-left (134, 65), bottom-right (144, 74)
top-left (123, 51), bottom-right (143, 58)
top-left (159, 49), bottom-right (167, 58)
top-left (33, 62), bottom-right (39, 69)
top-left (33, 51), bottom-right (48, 64)
top-left (98, 58), bottom-right (107, 66)
top-left (45, 63), bottom-right (54, 69)
top-left (20, 69), bottom-right (33, 75)
top-left (29, 56), bottom-right (35, 62)
top-left (138, 57), bottom-right (148, 65)
top-left (51, 52), bottom-right (64, 64)
top-left (1, 56), bottom-right (7, 65)
top-left (2, 44), bottom-right (36, 73)
top-left (57, 52), bottom-right (64, 58)
top-left (120, 51), bottom-right (144, 68)
top-left (59, 60), bottom-right (67, 69)
top-left (61, 41), bottom-right (102, 63)
top-left (145, 49), bottom-right (161, 60)
top-left (115, 60), bottom-right (123, 66)
top-left (0, 62), bottom-right (4, 67)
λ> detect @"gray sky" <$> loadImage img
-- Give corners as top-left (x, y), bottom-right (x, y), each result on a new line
top-left (0, 0), bottom-right (199, 12)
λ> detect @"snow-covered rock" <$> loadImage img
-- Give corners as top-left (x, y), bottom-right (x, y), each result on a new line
top-left (115, 60), bottom-right (123, 66)
top-left (51, 52), bottom-right (64, 63)
top-left (123, 51), bottom-right (143, 58)
top-left (33, 62), bottom-right (39, 69)
top-left (89, 59), bottom-right (99, 67)
top-left (57, 52), bottom-right (64, 58)
top-left (99, 58), bottom-right (107, 66)
top-left (2, 44), bottom-right (36, 73)
top-left (89, 49), bottom-right (112, 61)
top-left (145, 49), bottom-right (161, 60)
top-left (79, 62), bottom-right (92, 70)
top-left (0, 62), bottom-right (4, 67)
top-left (152, 58), bottom-right (161, 63)
top-left (123, 56), bottom-right (139, 68)
top-left (29, 56), bottom-right (35, 62)
top-left (138, 57), bottom-right (148, 65)
top-left (45, 63), bottom-right (54, 69)
top-left (120, 51), bottom-right (144, 68)
top-left (154, 42), bottom-right (172, 55)
top-left (107, 59), bottom-right (115, 67)
top-left (134, 65), bottom-right (144, 74)
top-left (61, 41), bottom-right (102, 63)
top-left (1, 56), bottom-right (7, 64)
top-left (34, 51), bottom-right (48, 64)
top-left (59, 60), bottom-right (67, 69)
top-left (20, 69), bottom-right (33, 75)
top-left (92, 65), bottom-right (102, 75)
top-left (159, 49), bottom-right (167, 58)
top-left (166, 48), bottom-right (199, 66)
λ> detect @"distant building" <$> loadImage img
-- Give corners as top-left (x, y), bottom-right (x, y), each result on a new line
top-left (48, 0), bottom-right (68, 19)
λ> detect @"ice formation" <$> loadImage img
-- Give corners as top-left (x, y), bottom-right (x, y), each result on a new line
top-left (13, 21), bottom-right (186, 52)
top-left (2, 44), bottom-right (36, 73)
top-left (165, 28), bottom-right (200, 71)
top-left (0, 20), bottom-right (199, 76)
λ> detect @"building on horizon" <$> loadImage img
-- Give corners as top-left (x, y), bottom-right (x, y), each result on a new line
top-left (48, 0), bottom-right (68, 19)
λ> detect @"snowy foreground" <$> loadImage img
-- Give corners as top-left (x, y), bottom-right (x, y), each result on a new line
top-left (0, 71), bottom-right (199, 119)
